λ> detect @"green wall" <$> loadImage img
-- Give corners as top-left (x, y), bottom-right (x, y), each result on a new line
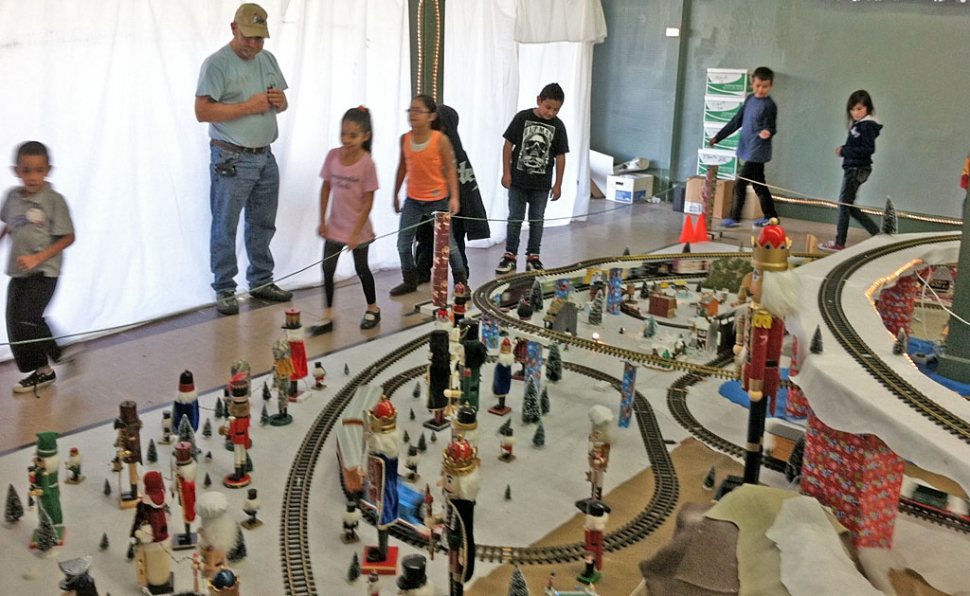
top-left (591, 0), bottom-right (970, 219)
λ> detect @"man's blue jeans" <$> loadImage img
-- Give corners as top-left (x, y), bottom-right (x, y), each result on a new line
top-left (505, 186), bottom-right (549, 256)
top-left (209, 144), bottom-right (280, 293)
top-left (397, 197), bottom-right (466, 277)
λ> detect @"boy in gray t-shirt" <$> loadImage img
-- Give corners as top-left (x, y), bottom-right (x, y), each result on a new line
top-left (0, 141), bottom-right (75, 393)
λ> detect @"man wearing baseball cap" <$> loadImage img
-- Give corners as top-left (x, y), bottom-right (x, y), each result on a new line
top-left (195, 3), bottom-right (292, 316)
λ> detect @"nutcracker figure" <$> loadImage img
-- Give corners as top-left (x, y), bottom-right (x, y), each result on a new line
top-left (241, 488), bottom-right (261, 529)
top-left (512, 336), bottom-right (529, 380)
top-left (425, 329), bottom-right (456, 431)
top-left (341, 501), bottom-right (361, 544)
top-left (284, 309), bottom-right (308, 397)
top-left (578, 499), bottom-right (610, 571)
top-left (174, 370), bottom-right (200, 432)
top-left (160, 411), bottom-right (174, 445)
top-left (438, 434), bottom-right (481, 596)
top-left (397, 554), bottom-right (435, 596)
top-left (271, 338), bottom-right (295, 425)
top-left (114, 400), bottom-right (143, 509)
top-left (452, 282), bottom-right (469, 326)
top-left (458, 319), bottom-right (487, 410)
top-left (404, 445), bottom-right (420, 483)
top-left (58, 555), bottom-right (98, 596)
top-left (488, 337), bottom-right (514, 416)
top-left (172, 441), bottom-right (198, 549)
top-left (735, 218), bottom-right (799, 484)
top-left (30, 430), bottom-right (64, 544)
top-left (130, 471), bottom-right (173, 594)
top-left (220, 374), bottom-right (252, 488)
top-left (65, 447), bottom-right (84, 484)
top-left (363, 395), bottom-right (402, 573)
top-left (498, 425), bottom-right (515, 462)
top-left (313, 362), bottom-right (327, 389)
top-left (196, 491), bottom-right (236, 579)
top-left (586, 405), bottom-right (613, 502)
top-left (366, 571), bottom-right (382, 596)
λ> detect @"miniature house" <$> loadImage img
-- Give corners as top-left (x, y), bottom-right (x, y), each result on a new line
top-left (648, 293), bottom-right (677, 318)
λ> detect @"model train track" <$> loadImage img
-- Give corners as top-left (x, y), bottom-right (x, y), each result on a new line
top-left (818, 234), bottom-right (970, 443)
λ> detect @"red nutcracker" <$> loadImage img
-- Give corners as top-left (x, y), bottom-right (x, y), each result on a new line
top-left (219, 373), bottom-right (252, 488)
top-left (511, 336), bottom-right (529, 381)
top-left (172, 441), bottom-right (198, 549)
top-left (581, 499), bottom-right (610, 571)
top-left (284, 309), bottom-right (308, 395)
top-left (735, 218), bottom-right (799, 484)
top-left (451, 282), bottom-right (468, 326)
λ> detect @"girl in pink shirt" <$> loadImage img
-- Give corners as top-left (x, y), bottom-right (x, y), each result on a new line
top-left (313, 107), bottom-right (381, 333)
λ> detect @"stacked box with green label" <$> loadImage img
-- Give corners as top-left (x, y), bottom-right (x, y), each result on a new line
top-left (698, 68), bottom-right (749, 180)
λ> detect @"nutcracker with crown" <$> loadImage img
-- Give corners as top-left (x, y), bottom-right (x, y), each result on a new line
top-left (284, 309), bottom-right (308, 399)
top-left (362, 395), bottom-right (402, 574)
top-left (735, 218), bottom-right (799, 484)
top-left (489, 337), bottom-right (514, 416)
top-left (172, 441), bottom-right (198, 549)
top-left (113, 400), bottom-right (143, 509)
top-left (130, 471), bottom-right (174, 594)
top-left (219, 374), bottom-right (253, 488)
top-left (30, 430), bottom-right (65, 547)
top-left (437, 434), bottom-right (481, 596)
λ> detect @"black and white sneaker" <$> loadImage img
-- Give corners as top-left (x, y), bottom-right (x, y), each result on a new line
top-left (13, 369), bottom-right (56, 394)
top-left (495, 253), bottom-right (517, 275)
top-left (525, 255), bottom-right (544, 272)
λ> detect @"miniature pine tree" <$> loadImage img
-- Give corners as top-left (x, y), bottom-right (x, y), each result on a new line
top-left (430, 432), bottom-right (437, 444)
top-left (146, 439), bottom-right (158, 464)
top-left (540, 386), bottom-right (550, 415)
top-left (412, 381), bottom-right (421, 399)
top-left (622, 246), bottom-right (631, 256)
top-left (213, 397), bottom-right (225, 419)
top-left (639, 281), bottom-right (649, 299)
top-left (177, 415), bottom-right (198, 458)
top-left (682, 242), bottom-right (691, 253)
top-left (532, 420), bottom-right (546, 448)
top-left (126, 540), bottom-right (135, 560)
top-left (205, 451), bottom-right (212, 461)
top-left (508, 565), bottom-right (530, 596)
top-left (203, 472), bottom-right (212, 488)
top-left (344, 363), bottom-right (350, 375)
top-left (227, 524), bottom-right (247, 561)
top-left (894, 328), bottom-right (908, 355)
top-left (409, 408), bottom-right (416, 421)
top-left (810, 325), bottom-right (823, 355)
top-left (5, 484), bottom-right (24, 523)
top-left (702, 465), bottom-right (716, 491)
top-left (588, 294), bottom-right (604, 326)
top-left (35, 508), bottom-right (58, 552)
top-left (403, 430), bottom-right (411, 444)
top-left (99, 532), bottom-right (110, 551)
top-left (530, 279), bottom-right (544, 312)
top-left (347, 552), bottom-right (362, 583)
top-left (103, 479), bottom-right (112, 496)
top-left (260, 404), bottom-right (269, 426)
top-left (262, 381), bottom-right (272, 401)
top-left (881, 196), bottom-right (898, 235)
top-left (646, 315), bottom-right (657, 338)
top-left (696, 280), bottom-right (703, 293)
top-left (504, 485), bottom-right (512, 501)
top-left (417, 433), bottom-right (428, 453)
top-left (202, 418), bottom-right (212, 439)
top-left (27, 492), bottom-right (34, 507)
top-left (546, 343), bottom-right (562, 383)
top-left (522, 379), bottom-right (541, 424)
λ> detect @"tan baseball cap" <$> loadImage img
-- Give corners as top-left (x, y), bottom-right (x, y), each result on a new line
top-left (234, 3), bottom-right (270, 38)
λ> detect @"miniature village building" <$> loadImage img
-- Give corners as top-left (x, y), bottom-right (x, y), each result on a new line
top-left (544, 300), bottom-right (579, 335)
top-left (647, 293), bottom-right (677, 319)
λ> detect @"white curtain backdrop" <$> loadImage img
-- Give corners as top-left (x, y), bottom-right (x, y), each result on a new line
top-left (0, 0), bottom-right (410, 360)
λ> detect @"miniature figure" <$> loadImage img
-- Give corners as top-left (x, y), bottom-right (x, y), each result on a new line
top-left (434, 435), bottom-right (481, 596)
top-left (516, 297), bottom-right (533, 321)
top-left (404, 445), bottom-right (420, 483)
top-left (174, 370), bottom-right (200, 431)
top-left (341, 501), bottom-right (360, 544)
top-left (458, 320), bottom-right (487, 410)
top-left (512, 336), bottom-right (529, 380)
top-left (64, 447), bottom-right (83, 484)
top-left (366, 571), bottom-right (382, 596)
top-left (577, 552), bottom-right (600, 586)
top-left (241, 488), bottom-right (261, 529)
top-left (160, 410), bottom-right (173, 445)
top-left (703, 465), bottom-right (716, 490)
top-left (196, 491), bottom-right (236, 579)
top-left (735, 219), bottom-right (799, 484)
top-left (489, 337), bottom-right (514, 416)
top-left (29, 431), bottom-right (64, 546)
top-left (580, 499), bottom-right (610, 571)
top-left (397, 554), bottom-right (435, 596)
top-left (172, 441), bottom-right (198, 549)
top-left (272, 335), bottom-right (295, 404)
top-left (284, 309), bottom-right (308, 395)
top-left (363, 395), bottom-right (402, 572)
top-left (425, 329), bottom-right (455, 430)
top-left (219, 373), bottom-right (253, 488)
top-left (313, 361), bottom-right (327, 389)
top-left (130, 471), bottom-right (173, 594)
top-left (58, 555), bottom-right (98, 596)
top-left (113, 400), bottom-right (143, 508)
top-left (586, 405), bottom-right (613, 501)
top-left (452, 282), bottom-right (469, 326)
top-left (498, 424), bottom-right (515, 462)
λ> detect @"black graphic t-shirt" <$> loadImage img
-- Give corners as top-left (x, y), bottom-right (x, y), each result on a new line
top-left (503, 108), bottom-right (569, 190)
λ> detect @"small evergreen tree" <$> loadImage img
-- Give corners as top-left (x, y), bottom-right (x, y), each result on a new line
top-left (347, 552), bottom-right (362, 583)
top-left (213, 397), bottom-right (225, 419)
top-left (532, 420), bottom-right (546, 448)
top-left (126, 540), bottom-right (135, 560)
top-left (344, 363), bottom-right (350, 375)
top-left (646, 315), bottom-right (657, 338)
top-left (504, 485), bottom-right (512, 500)
top-left (530, 279), bottom-right (544, 312)
top-left (35, 508), bottom-right (58, 552)
top-left (412, 381), bottom-right (421, 399)
top-left (540, 387), bottom-right (550, 415)
top-left (810, 325), bottom-right (823, 355)
top-left (202, 418), bottom-right (212, 439)
top-left (508, 565), bottom-right (530, 596)
top-left (262, 381), bottom-right (272, 401)
top-left (146, 439), bottom-right (158, 464)
top-left (522, 380), bottom-right (541, 424)
top-left (639, 281), bottom-right (649, 299)
top-left (103, 479), bottom-right (112, 496)
top-left (894, 328), bottom-right (908, 356)
top-left (227, 524), bottom-right (247, 561)
top-left (205, 451), bottom-right (212, 461)
top-left (417, 433), bottom-right (428, 453)
top-left (98, 532), bottom-right (110, 550)
top-left (430, 432), bottom-right (437, 444)
top-left (546, 343), bottom-right (562, 383)
top-left (403, 430), bottom-right (411, 444)
top-left (5, 484), bottom-right (24, 523)
top-left (260, 404), bottom-right (269, 426)
top-left (881, 196), bottom-right (898, 235)
top-left (682, 242), bottom-right (691, 253)
top-left (409, 408), bottom-right (416, 421)
top-left (702, 465), bottom-right (716, 491)
top-left (622, 247), bottom-right (631, 256)
top-left (588, 294), bottom-right (604, 326)
top-left (177, 415), bottom-right (199, 458)
top-left (203, 473), bottom-right (212, 489)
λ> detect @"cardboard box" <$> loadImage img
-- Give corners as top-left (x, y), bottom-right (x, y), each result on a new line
top-left (685, 175), bottom-right (736, 219)
top-left (696, 148), bottom-right (738, 180)
top-left (740, 186), bottom-right (764, 220)
top-left (706, 68), bottom-right (748, 96)
top-left (606, 173), bottom-right (654, 204)
top-left (703, 95), bottom-right (744, 125)
top-left (703, 123), bottom-right (740, 151)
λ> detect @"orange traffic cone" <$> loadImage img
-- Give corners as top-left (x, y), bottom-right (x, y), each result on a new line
top-left (679, 215), bottom-right (695, 244)
top-left (693, 213), bottom-right (709, 243)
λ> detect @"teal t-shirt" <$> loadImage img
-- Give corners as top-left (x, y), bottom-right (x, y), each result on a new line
top-left (196, 44), bottom-right (289, 148)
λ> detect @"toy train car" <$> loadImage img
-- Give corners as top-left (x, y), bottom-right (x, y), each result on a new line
top-left (627, 259), bottom-right (674, 280)
top-left (900, 477), bottom-right (970, 520)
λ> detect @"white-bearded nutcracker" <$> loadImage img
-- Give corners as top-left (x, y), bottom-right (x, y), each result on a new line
top-left (196, 491), bottom-right (236, 579)
top-left (489, 337), bottom-right (514, 415)
top-left (587, 405), bottom-right (613, 501)
top-left (440, 434), bottom-right (481, 596)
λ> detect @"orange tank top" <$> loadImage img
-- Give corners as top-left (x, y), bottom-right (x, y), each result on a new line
top-left (403, 131), bottom-right (447, 201)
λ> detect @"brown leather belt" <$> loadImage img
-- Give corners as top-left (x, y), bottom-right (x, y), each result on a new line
top-left (211, 139), bottom-right (268, 154)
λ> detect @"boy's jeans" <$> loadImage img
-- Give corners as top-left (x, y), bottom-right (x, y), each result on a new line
top-left (396, 197), bottom-right (466, 276)
top-left (505, 186), bottom-right (549, 256)
top-left (209, 144), bottom-right (280, 293)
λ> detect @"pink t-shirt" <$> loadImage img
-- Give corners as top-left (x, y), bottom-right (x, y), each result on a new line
top-left (320, 148), bottom-right (379, 245)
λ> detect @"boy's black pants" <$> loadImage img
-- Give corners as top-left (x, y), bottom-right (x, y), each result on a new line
top-left (7, 274), bottom-right (61, 372)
